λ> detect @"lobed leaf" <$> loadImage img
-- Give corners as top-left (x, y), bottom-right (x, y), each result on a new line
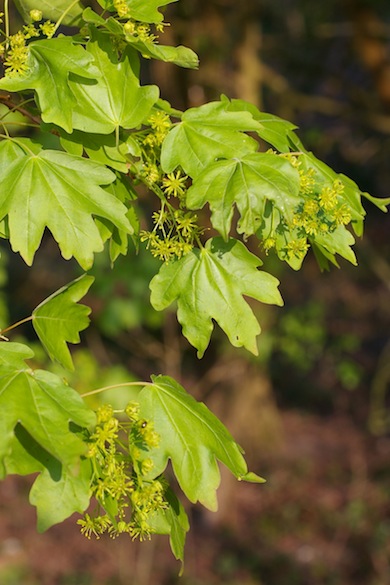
top-left (0, 342), bottom-right (96, 478)
top-left (69, 28), bottom-right (159, 134)
top-left (138, 375), bottom-right (265, 511)
top-left (124, 37), bottom-right (199, 69)
top-left (4, 424), bottom-right (92, 532)
top-left (32, 275), bottom-right (94, 371)
top-left (0, 139), bottom-right (133, 269)
top-left (0, 37), bottom-right (100, 133)
top-left (161, 99), bottom-right (263, 178)
top-left (150, 237), bottom-right (283, 357)
top-left (187, 152), bottom-right (301, 239)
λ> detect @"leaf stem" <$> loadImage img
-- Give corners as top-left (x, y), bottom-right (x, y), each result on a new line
top-left (81, 381), bottom-right (154, 398)
top-left (4, 0), bottom-right (9, 48)
top-left (53, 0), bottom-right (81, 34)
top-left (0, 315), bottom-right (33, 335)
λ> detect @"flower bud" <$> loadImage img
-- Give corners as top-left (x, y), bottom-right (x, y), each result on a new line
top-left (30, 9), bottom-right (42, 22)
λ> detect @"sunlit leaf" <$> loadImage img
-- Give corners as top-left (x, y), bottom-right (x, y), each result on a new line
top-left (138, 375), bottom-right (265, 511)
top-left (0, 38), bottom-right (100, 133)
top-left (161, 100), bottom-right (262, 178)
top-left (0, 342), bottom-right (95, 478)
top-left (150, 237), bottom-right (283, 357)
top-left (32, 275), bottom-right (94, 371)
top-left (69, 28), bottom-right (159, 134)
top-left (187, 152), bottom-right (301, 239)
top-left (0, 139), bottom-right (133, 269)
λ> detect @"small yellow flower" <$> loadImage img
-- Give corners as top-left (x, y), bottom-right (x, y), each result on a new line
top-left (303, 199), bottom-right (319, 215)
top-left (304, 218), bottom-right (319, 236)
top-left (29, 9), bottom-right (42, 22)
top-left (263, 236), bottom-right (276, 253)
top-left (162, 170), bottom-right (188, 198)
top-left (319, 186), bottom-right (338, 211)
top-left (175, 211), bottom-right (198, 237)
top-left (123, 20), bottom-right (136, 35)
top-left (286, 238), bottom-right (309, 259)
top-left (333, 204), bottom-right (351, 225)
top-left (114, 0), bottom-right (130, 18)
top-left (39, 21), bottom-right (56, 38)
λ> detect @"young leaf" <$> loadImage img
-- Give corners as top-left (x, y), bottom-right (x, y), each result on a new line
top-left (312, 225), bottom-right (357, 266)
top-left (69, 29), bottom-right (159, 134)
top-left (0, 342), bottom-right (96, 478)
top-left (14, 0), bottom-right (84, 26)
top-left (0, 140), bottom-right (133, 269)
top-left (81, 9), bottom-right (198, 69)
top-left (161, 100), bottom-right (263, 178)
top-left (32, 275), bottom-right (94, 371)
top-left (150, 237), bottom-right (283, 357)
top-left (124, 38), bottom-right (199, 69)
top-left (138, 375), bottom-right (265, 512)
top-left (187, 152), bottom-right (301, 239)
top-left (0, 38), bottom-right (100, 133)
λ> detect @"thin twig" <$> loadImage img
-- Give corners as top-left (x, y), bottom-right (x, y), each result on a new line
top-left (0, 94), bottom-right (41, 126)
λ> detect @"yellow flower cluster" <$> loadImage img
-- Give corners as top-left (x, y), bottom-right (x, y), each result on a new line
top-left (140, 196), bottom-right (201, 262)
top-left (123, 19), bottom-right (157, 44)
top-left (78, 401), bottom-right (168, 542)
top-left (292, 179), bottom-right (352, 240)
top-left (261, 156), bottom-right (353, 265)
top-left (114, 0), bottom-right (130, 18)
top-left (1, 13), bottom-right (56, 77)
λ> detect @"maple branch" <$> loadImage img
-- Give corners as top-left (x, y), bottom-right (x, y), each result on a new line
top-left (0, 94), bottom-right (41, 126)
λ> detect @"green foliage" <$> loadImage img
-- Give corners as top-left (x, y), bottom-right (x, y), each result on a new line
top-left (32, 274), bottom-right (94, 370)
top-left (0, 0), bottom-right (388, 569)
top-left (150, 237), bottom-right (283, 357)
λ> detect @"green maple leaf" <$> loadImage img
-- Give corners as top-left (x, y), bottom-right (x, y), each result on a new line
top-left (0, 342), bottom-right (96, 478)
top-left (0, 139), bottom-right (133, 269)
top-left (138, 375), bottom-right (264, 512)
top-left (4, 424), bottom-right (92, 531)
top-left (14, 0), bottom-right (84, 26)
top-left (97, 0), bottom-right (177, 23)
top-left (124, 37), bottom-right (199, 69)
top-left (150, 237), bottom-right (283, 357)
top-left (187, 152), bottom-right (301, 239)
top-left (32, 275), bottom-right (94, 371)
top-left (161, 100), bottom-right (262, 178)
top-left (0, 38), bottom-right (100, 133)
top-left (69, 28), bottom-right (159, 134)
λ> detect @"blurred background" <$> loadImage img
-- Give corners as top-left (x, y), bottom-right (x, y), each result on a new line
top-left (1, 0), bottom-right (390, 583)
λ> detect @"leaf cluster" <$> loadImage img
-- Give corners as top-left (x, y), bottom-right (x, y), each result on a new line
top-left (0, 0), bottom-right (388, 568)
